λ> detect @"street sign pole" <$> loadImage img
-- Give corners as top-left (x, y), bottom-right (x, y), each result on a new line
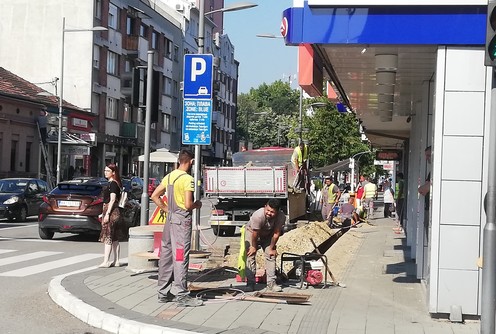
top-left (191, 0), bottom-right (205, 252)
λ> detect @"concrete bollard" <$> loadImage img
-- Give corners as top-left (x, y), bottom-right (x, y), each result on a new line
top-left (127, 225), bottom-right (163, 273)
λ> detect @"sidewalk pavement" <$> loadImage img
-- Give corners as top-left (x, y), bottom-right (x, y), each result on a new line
top-left (49, 215), bottom-right (481, 334)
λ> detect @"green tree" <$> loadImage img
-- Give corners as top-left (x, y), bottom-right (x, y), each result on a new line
top-left (237, 81), bottom-right (299, 148)
top-left (236, 82), bottom-right (378, 175)
top-left (299, 100), bottom-right (370, 169)
top-left (249, 80), bottom-right (299, 116)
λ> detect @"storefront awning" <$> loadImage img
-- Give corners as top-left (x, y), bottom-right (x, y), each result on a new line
top-left (312, 158), bottom-right (352, 175)
top-left (138, 148), bottom-right (178, 163)
top-left (46, 130), bottom-right (90, 145)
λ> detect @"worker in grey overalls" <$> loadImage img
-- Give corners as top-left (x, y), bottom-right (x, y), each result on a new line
top-left (245, 198), bottom-right (285, 292)
top-left (150, 149), bottom-right (203, 307)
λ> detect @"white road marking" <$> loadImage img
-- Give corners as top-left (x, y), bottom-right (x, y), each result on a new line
top-left (0, 224), bottom-right (35, 230)
top-left (0, 251), bottom-right (62, 267)
top-left (0, 253), bottom-right (101, 277)
top-left (0, 249), bottom-right (16, 255)
top-left (0, 237), bottom-right (63, 243)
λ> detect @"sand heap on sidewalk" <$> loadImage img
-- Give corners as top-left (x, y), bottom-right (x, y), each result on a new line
top-left (225, 221), bottom-right (367, 277)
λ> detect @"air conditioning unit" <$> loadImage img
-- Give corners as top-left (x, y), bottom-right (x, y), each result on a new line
top-left (213, 32), bottom-right (220, 48)
top-left (176, 3), bottom-right (184, 11)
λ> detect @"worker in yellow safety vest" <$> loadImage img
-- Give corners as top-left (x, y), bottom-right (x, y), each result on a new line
top-left (291, 141), bottom-right (310, 200)
top-left (292, 141), bottom-right (309, 172)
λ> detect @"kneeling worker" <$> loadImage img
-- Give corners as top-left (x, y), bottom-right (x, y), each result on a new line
top-left (245, 199), bottom-right (285, 292)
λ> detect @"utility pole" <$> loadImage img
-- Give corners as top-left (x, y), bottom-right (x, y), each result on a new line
top-left (481, 2), bottom-right (496, 332)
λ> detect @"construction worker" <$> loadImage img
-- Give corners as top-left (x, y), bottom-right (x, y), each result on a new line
top-left (291, 141), bottom-right (309, 191)
top-left (245, 199), bottom-right (285, 292)
top-left (151, 149), bottom-right (203, 307)
top-left (37, 109), bottom-right (48, 144)
top-left (321, 176), bottom-right (341, 223)
top-left (292, 140), bottom-right (309, 172)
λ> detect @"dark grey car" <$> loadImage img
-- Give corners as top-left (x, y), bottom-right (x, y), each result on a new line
top-left (0, 178), bottom-right (49, 221)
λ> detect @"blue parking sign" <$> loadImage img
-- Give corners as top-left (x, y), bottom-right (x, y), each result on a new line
top-left (182, 99), bottom-right (212, 145)
top-left (183, 54), bottom-right (213, 100)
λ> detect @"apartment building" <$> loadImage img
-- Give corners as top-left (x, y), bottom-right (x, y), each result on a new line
top-left (0, 0), bottom-right (183, 177)
top-left (0, 0), bottom-right (239, 178)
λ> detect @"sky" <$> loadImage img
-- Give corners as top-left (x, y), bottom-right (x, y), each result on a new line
top-left (223, 0), bottom-right (298, 93)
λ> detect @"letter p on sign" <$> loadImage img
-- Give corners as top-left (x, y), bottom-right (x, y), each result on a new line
top-left (191, 58), bottom-right (206, 81)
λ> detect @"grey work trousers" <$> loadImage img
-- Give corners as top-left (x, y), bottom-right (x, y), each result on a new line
top-left (157, 214), bottom-right (192, 297)
top-left (244, 228), bottom-right (276, 285)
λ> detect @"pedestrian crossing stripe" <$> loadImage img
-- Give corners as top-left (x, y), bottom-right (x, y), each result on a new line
top-left (0, 253), bottom-right (101, 277)
top-left (0, 251), bottom-right (62, 267)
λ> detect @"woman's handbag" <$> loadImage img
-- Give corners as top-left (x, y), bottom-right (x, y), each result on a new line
top-left (118, 190), bottom-right (128, 209)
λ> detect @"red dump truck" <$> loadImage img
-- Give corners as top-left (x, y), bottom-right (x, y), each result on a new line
top-left (203, 147), bottom-right (307, 236)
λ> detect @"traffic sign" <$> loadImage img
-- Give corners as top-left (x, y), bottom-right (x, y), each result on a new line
top-left (182, 99), bottom-right (212, 145)
top-left (149, 196), bottom-right (167, 225)
top-left (183, 54), bottom-right (213, 99)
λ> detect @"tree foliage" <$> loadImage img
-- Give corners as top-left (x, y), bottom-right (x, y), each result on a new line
top-left (236, 81), bottom-right (377, 174)
top-left (237, 81), bottom-right (298, 148)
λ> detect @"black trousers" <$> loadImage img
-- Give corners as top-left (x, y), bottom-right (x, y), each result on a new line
top-left (384, 203), bottom-right (393, 218)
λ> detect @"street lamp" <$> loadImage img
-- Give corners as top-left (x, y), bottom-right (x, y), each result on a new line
top-left (57, 17), bottom-right (107, 184)
top-left (350, 150), bottom-right (371, 192)
top-left (205, 2), bottom-right (257, 15)
top-left (192, 1), bottom-right (257, 251)
top-left (255, 33), bottom-right (283, 39)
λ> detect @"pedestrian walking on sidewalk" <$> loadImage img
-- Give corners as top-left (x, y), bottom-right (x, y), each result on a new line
top-left (244, 199), bottom-right (285, 292)
top-left (361, 176), bottom-right (377, 219)
top-left (394, 172), bottom-right (405, 230)
top-left (383, 180), bottom-right (395, 218)
top-left (151, 149), bottom-right (203, 307)
top-left (99, 163), bottom-right (124, 268)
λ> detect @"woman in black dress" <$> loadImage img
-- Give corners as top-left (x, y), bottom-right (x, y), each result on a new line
top-left (99, 163), bottom-right (124, 268)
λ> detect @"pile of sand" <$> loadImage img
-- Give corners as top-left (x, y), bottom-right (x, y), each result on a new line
top-left (225, 221), bottom-right (369, 280)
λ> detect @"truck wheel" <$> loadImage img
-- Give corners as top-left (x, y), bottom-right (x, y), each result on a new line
top-left (212, 226), bottom-right (220, 236)
top-left (224, 226), bottom-right (236, 237)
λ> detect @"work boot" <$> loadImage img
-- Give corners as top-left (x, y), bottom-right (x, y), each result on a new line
top-left (267, 282), bottom-right (282, 292)
top-left (158, 292), bottom-right (176, 303)
top-left (175, 294), bottom-right (203, 307)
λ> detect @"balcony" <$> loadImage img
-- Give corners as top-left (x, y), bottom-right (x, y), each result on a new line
top-left (123, 35), bottom-right (139, 52)
top-left (212, 111), bottom-right (224, 128)
top-left (121, 122), bottom-right (137, 138)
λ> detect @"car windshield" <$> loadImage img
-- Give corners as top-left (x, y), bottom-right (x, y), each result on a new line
top-left (0, 180), bottom-right (27, 193)
top-left (51, 183), bottom-right (103, 196)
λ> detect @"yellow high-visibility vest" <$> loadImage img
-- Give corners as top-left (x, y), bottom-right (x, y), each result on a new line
top-left (294, 145), bottom-right (308, 166)
top-left (327, 183), bottom-right (338, 203)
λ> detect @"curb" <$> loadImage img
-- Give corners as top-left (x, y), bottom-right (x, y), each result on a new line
top-left (48, 267), bottom-right (198, 334)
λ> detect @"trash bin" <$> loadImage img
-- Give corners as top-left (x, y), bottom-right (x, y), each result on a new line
top-left (127, 225), bottom-right (163, 273)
